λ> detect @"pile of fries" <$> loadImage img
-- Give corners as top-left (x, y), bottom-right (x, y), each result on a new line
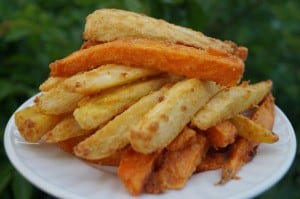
top-left (14, 9), bottom-right (279, 195)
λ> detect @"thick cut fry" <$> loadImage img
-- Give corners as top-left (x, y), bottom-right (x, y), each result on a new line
top-left (84, 9), bottom-right (247, 60)
top-left (56, 133), bottom-right (93, 154)
top-left (74, 77), bottom-right (167, 130)
top-left (130, 79), bottom-right (220, 154)
top-left (145, 133), bottom-right (208, 193)
top-left (14, 105), bottom-right (63, 142)
top-left (42, 115), bottom-right (93, 143)
top-left (231, 114), bottom-right (278, 144)
top-left (62, 64), bottom-right (161, 94)
top-left (50, 38), bottom-right (245, 86)
top-left (39, 77), bottom-right (66, 91)
top-left (206, 120), bottom-right (237, 148)
top-left (118, 147), bottom-right (161, 196)
top-left (192, 80), bottom-right (272, 130)
top-left (196, 152), bottom-right (226, 172)
top-left (220, 94), bottom-right (276, 184)
top-left (74, 87), bottom-right (168, 160)
top-left (35, 87), bottom-right (84, 115)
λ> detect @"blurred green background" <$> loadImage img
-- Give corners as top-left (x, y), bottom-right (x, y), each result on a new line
top-left (0, 0), bottom-right (299, 198)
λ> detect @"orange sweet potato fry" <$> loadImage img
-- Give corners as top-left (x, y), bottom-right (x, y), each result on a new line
top-left (196, 152), bottom-right (226, 172)
top-left (206, 120), bottom-right (237, 148)
top-left (118, 147), bottom-right (162, 195)
top-left (50, 38), bottom-right (244, 86)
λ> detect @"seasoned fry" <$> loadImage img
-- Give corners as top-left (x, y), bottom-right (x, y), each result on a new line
top-left (219, 94), bottom-right (276, 184)
top-left (192, 80), bottom-right (272, 130)
top-left (50, 38), bottom-right (245, 86)
top-left (231, 114), bottom-right (278, 144)
top-left (35, 87), bottom-right (84, 115)
top-left (196, 152), bottom-right (226, 172)
top-left (84, 9), bottom-right (247, 60)
top-left (14, 105), bottom-right (63, 142)
top-left (42, 115), bottom-right (93, 143)
top-left (146, 132), bottom-right (208, 193)
top-left (206, 120), bottom-right (237, 148)
top-left (74, 77), bottom-right (167, 130)
top-left (39, 77), bottom-right (66, 91)
top-left (118, 147), bottom-right (162, 196)
top-left (74, 87), bottom-right (168, 160)
top-left (62, 64), bottom-right (161, 94)
top-left (130, 79), bottom-right (220, 154)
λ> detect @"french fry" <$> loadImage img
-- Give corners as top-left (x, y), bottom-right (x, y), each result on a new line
top-left (196, 152), bottom-right (226, 172)
top-left (84, 9), bottom-right (247, 60)
top-left (192, 80), bottom-right (272, 130)
top-left (56, 133), bottom-right (93, 154)
top-left (74, 77), bottom-right (168, 130)
top-left (145, 132), bottom-right (208, 193)
top-left (39, 77), bottom-right (66, 91)
top-left (35, 87), bottom-right (84, 115)
top-left (62, 64), bottom-right (161, 95)
top-left (42, 115), bottom-right (93, 143)
top-left (118, 147), bottom-right (162, 196)
top-left (74, 87), bottom-right (168, 160)
top-left (219, 93), bottom-right (276, 184)
top-left (14, 105), bottom-right (63, 142)
top-left (130, 79), bottom-right (220, 154)
top-left (49, 38), bottom-right (245, 86)
top-left (230, 114), bottom-right (278, 144)
top-left (206, 120), bottom-right (237, 148)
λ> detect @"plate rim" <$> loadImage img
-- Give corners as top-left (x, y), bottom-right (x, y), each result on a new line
top-left (4, 94), bottom-right (297, 199)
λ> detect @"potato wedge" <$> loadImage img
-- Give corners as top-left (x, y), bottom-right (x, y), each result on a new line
top-left (62, 64), bottom-right (161, 94)
top-left (230, 114), bottom-right (278, 144)
top-left (14, 105), bottom-right (63, 142)
top-left (130, 79), bottom-right (220, 154)
top-left (192, 80), bottom-right (272, 130)
top-left (39, 77), bottom-right (66, 91)
top-left (42, 115), bottom-right (93, 143)
top-left (74, 77), bottom-right (167, 130)
top-left (35, 87), bottom-right (84, 115)
top-left (74, 87), bottom-right (168, 160)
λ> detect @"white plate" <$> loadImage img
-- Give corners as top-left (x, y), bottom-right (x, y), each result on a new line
top-left (4, 94), bottom-right (296, 199)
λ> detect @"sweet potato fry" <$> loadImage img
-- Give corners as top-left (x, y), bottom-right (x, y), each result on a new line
top-left (74, 77), bottom-right (167, 130)
top-left (62, 64), bottom-right (161, 94)
top-left (42, 115), bottom-right (93, 143)
top-left (145, 132), bottom-right (208, 193)
top-left (231, 114), bottom-right (278, 144)
top-left (35, 87), bottom-right (84, 115)
top-left (49, 38), bottom-right (245, 86)
top-left (130, 79), bottom-right (220, 154)
top-left (206, 120), bottom-right (237, 148)
top-left (118, 147), bottom-right (162, 196)
top-left (14, 105), bottom-right (63, 142)
top-left (84, 9), bottom-right (247, 60)
top-left (74, 87), bottom-right (168, 160)
top-left (196, 152), bottom-right (226, 172)
top-left (219, 93), bottom-right (276, 184)
top-left (192, 80), bottom-right (272, 130)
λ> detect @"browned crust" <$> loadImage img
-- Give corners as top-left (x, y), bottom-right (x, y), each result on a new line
top-left (50, 38), bottom-right (244, 86)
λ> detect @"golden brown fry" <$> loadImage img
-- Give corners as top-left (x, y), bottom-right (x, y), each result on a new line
top-left (130, 79), bottom-right (220, 154)
top-left (74, 77), bottom-right (167, 130)
top-left (74, 87), bottom-right (168, 160)
top-left (14, 105), bottom-right (63, 142)
top-left (42, 115), bottom-right (93, 143)
top-left (196, 152), bottom-right (226, 172)
top-left (145, 132), bottom-right (208, 193)
top-left (192, 80), bottom-right (272, 130)
top-left (56, 133), bottom-right (93, 154)
top-left (39, 77), bottom-right (66, 91)
top-left (118, 147), bottom-right (162, 196)
top-left (206, 120), bottom-right (237, 148)
top-left (231, 114), bottom-right (278, 144)
top-left (50, 38), bottom-right (245, 86)
top-left (84, 9), bottom-right (247, 60)
top-left (35, 87), bottom-right (84, 115)
top-left (62, 64), bottom-right (161, 95)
